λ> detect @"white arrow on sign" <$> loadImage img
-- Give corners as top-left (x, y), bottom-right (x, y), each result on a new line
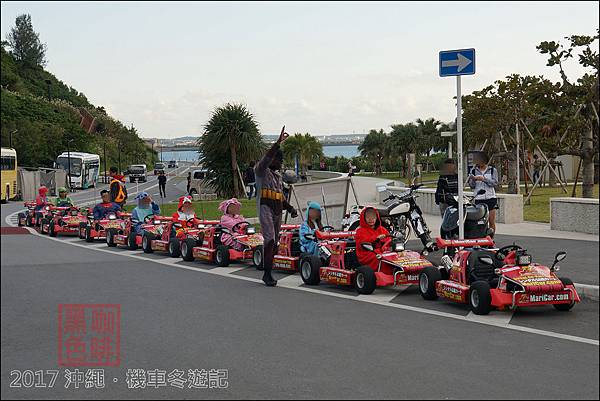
top-left (442, 53), bottom-right (472, 72)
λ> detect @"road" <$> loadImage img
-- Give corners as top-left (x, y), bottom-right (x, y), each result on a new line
top-left (1, 166), bottom-right (598, 399)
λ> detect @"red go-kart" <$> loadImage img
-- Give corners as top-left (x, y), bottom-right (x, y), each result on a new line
top-left (141, 219), bottom-right (219, 257)
top-left (302, 234), bottom-right (433, 295)
top-left (17, 201), bottom-right (37, 227)
top-left (39, 206), bottom-right (85, 236)
top-left (418, 237), bottom-right (580, 315)
top-left (78, 212), bottom-right (131, 242)
top-left (106, 215), bottom-right (170, 249)
top-left (180, 221), bottom-right (264, 267)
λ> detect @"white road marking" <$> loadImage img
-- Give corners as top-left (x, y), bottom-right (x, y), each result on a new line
top-left (3, 212), bottom-right (598, 347)
top-left (357, 285), bottom-right (410, 303)
top-left (211, 266), bottom-right (248, 275)
top-left (466, 310), bottom-right (515, 326)
top-left (277, 274), bottom-right (305, 288)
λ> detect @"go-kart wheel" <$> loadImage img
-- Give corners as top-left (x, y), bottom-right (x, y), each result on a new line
top-left (300, 255), bottom-right (321, 285)
top-left (79, 222), bottom-right (87, 239)
top-left (215, 245), bottom-right (230, 267)
top-left (106, 228), bottom-right (117, 247)
top-left (354, 266), bottom-right (376, 295)
top-left (26, 214), bottom-right (33, 227)
top-left (17, 213), bottom-right (25, 227)
top-left (419, 267), bottom-right (441, 300)
top-left (168, 237), bottom-right (181, 258)
top-left (142, 232), bottom-right (155, 253)
top-left (181, 238), bottom-right (196, 261)
top-left (252, 245), bottom-right (263, 268)
top-left (554, 277), bottom-right (576, 311)
top-left (470, 281), bottom-right (492, 315)
top-left (85, 225), bottom-right (94, 243)
top-left (127, 232), bottom-right (138, 250)
top-left (48, 220), bottom-right (57, 237)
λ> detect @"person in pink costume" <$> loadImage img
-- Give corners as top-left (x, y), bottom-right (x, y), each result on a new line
top-left (219, 198), bottom-right (246, 251)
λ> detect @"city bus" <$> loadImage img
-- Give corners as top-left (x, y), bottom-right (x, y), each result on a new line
top-left (1, 147), bottom-right (18, 202)
top-left (55, 152), bottom-right (100, 189)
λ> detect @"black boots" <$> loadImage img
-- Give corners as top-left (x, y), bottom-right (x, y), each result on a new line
top-left (262, 240), bottom-right (277, 287)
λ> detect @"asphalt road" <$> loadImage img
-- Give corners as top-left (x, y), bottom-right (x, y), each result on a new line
top-left (1, 166), bottom-right (598, 399)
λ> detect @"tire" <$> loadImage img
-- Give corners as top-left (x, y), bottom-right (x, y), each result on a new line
top-left (215, 245), bottom-right (230, 267)
top-left (419, 266), bottom-right (441, 300)
top-left (554, 277), bottom-right (576, 311)
top-left (79, 222), bottom-right (87, 239)
top-left (252, 245), bottom-right (263, 268)
top-left (106, 228), bottom-right (117, 247)
top-left (128, 232), bottom-right (138, 250)
top-left (142, 232), bottom-right (155, 253)
top-left (168, 237), bottom-right (181, 258)
top-left (85, 225), bottom-right (94, 243)
top-left (181, 238), bottom-right (196, 261)
top-left (470, 281), bottom-right (492, 315)
top-left (26, 214), bottom-right (33, 227)
top-left (354, 266), bottom-right (376, 295)
top-left (300, 255), bottom-right (322, 285)
top-left (17, 212), bottom-right (25, 227)
top-left (49, 220), bottom-right (57, 237)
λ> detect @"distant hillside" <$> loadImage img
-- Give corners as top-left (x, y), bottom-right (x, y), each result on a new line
top-left (0, 44), bottom-right (156, 170)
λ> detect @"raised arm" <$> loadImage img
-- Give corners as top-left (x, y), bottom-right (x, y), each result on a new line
top-left (255, 125), bottom-right (289, 177)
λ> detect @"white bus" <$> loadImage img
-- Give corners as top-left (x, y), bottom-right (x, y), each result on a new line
top-left (55, 152), bottom-right (100, 189)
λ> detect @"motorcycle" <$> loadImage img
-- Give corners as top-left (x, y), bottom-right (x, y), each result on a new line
top-left (440, 189), bottom-right (494, 241)
top-left (342, 183), bottom-right (436, 252)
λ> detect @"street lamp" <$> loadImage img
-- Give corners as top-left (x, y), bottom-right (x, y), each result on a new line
top-left (441, 131), bottom-right (456, 158)
top-left (9, 129), bottom-right (18, 148)
top-left (66, 138), bottom-right (75, 191)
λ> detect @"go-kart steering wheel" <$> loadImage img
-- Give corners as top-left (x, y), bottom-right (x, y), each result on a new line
top-left (231, 221), bottom-right (252, 233)
top-left (495, 244), bottom-right (523, 261)
top-left (144, 215), bottom-right (155, 223)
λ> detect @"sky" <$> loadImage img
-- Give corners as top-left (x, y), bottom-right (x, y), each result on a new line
top-left (1, 1), bottom-right (598, 139)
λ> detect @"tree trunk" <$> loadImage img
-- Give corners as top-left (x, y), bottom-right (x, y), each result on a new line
top-left (581, 126), bottom-right (595, 198)
top-left (506, 150), bottom-right (519, 194)
top-left (230, 140), bottom-right (242, 198)
top-left (547, 156), bottom-right (557, 188)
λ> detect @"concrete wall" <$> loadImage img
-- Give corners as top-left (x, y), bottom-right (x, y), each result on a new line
top-left (550, 197), bottom-right (599, 234)
top-left (378, 186), bottom-right (524, 224)
top-left (307, 170), bottom-right (345, 180)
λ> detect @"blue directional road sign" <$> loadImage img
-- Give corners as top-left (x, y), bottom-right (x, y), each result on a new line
top-left (439, 48), bottom-right (476, 77)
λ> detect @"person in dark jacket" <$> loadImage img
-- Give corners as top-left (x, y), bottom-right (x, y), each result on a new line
top-left (186, 172), bottom-right (192, 195)
top-left (244, 162), bottom-right (256, 200)
top-left (435, 158), bottom-right (459, 217)
top-left (158, 171), bottom-right (167, 198)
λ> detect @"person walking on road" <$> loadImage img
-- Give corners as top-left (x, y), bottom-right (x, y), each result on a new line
top-left (255, 126), bottom-right (298, 287)
top-left (109, 166), bottom-right (128, 208)
top-left (158, 171), bottom-right (167, 198)
top-left (186, 172), bottom-right (192, 195)
top-left (468, 152), bottom-right (499, 234)
top-left (435, 158), bottom-right (459, 217)
top-left (244, 162), bottom-right (256, 200)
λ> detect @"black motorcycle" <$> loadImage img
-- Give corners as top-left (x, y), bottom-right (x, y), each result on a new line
top-left (440, 189), bottom-right (494, 240)
top-left (342, 184), bottom-right (435, 252)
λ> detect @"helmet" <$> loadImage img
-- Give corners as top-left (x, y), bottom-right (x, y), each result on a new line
top-left (39, 186), bottom-right (48, 195)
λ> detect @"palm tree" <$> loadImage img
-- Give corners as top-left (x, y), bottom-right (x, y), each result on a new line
top-left (359, 129), bottom-right (388, 175)
top-left (281, 133), bottom-right (323, 173)
top-left (198, 103), bottom-right (265, 197)
top-left (416, 118), bottom-right (442, 172)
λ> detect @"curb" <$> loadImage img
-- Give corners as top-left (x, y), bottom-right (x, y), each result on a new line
top-left (575, 283), bottom-right (599, 301)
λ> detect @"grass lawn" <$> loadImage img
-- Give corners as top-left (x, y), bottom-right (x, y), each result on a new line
top-left (123, 198), bottom-right (258, 220)
top-left (503, 184), bottom-right (599, 223)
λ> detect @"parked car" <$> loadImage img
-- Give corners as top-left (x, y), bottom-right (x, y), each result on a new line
top-left (167, 160), bottom-right (179, 168)
top-left (128, 164), bottom-right (147, 182)
top-left (188, 169), bottom-right (214, 195)
top-left (153, 162), bottom-right (166, 175)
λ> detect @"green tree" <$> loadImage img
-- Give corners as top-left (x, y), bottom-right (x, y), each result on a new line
top-left (416, 117), bottom-right (443, 172)
top-left (359, 129), bottom-right (388, 175)
top-left (281, 133), bottom-right (323, 173)
top-left (537, 30), bottom-right (599, 198)
top-left (198, 103), bottom-right (265, 197)
top-left (6, 14), bottom-right (47, 68)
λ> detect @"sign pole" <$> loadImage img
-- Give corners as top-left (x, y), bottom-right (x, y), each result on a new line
top-left (456, 75), bottom-right (465, 240)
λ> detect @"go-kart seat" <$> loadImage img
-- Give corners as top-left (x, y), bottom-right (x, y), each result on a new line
top-left (465, 204), bottom-right (488, 221)
top-left (290, 229), bottom-right (302, 257)
top-left (467, 249), bottom-right (503, 285)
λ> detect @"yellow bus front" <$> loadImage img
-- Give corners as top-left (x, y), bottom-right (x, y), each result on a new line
top-left (1, 147), bottom-right (18, 202)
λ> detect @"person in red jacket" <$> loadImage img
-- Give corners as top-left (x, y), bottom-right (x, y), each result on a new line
top-left (171, 196), bottom-right (202, 228)
top-left (355, 207), bottom-right (390, 271)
